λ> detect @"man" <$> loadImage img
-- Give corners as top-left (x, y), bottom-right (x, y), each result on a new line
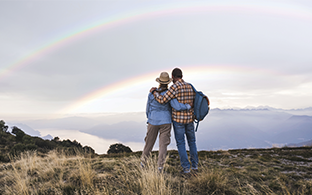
top-left (150, 68), bottom-right (198, 174)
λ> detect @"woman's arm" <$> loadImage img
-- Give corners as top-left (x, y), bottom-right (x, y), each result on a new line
top-left (170, 98), bottom-right (191, 111)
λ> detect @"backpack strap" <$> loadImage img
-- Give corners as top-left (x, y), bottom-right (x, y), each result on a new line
top-left (194, 119), bottom-right (199, 132)
top-left (188, 83), bottom-right (197, 93)
top-left (188, 83), bottom-right (199, 132)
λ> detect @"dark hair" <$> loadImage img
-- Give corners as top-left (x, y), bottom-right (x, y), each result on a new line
top-left (172, 68), bottom-right (182, 78)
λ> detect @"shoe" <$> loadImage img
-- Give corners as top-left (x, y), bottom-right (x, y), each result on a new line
top-left (183, 168), bottom-right (190, 173)
top-left (181, 172), bottom-right (191, 178)
top-left (180, 169), bottom-right (191, 178)
top-left (158, 167), bottom-right (163, 173)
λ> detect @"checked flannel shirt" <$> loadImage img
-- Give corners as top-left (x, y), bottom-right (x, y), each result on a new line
top-left (153, 79), bottom-right (196, 124)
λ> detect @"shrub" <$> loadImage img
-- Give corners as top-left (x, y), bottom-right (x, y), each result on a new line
top-left (107, 143), bottom-right (132, 154)
top-left (26, 144), bottom-right (38, 151)
top-left (0, 153), bottom-right (9, 162)
top-left (0, 120), bottom-right (8, 132)
top-left (33, 137), bottom-right (55, 150)
top-left (10, 143), bottom-right (26, 156)
top-left (22, 135), bottom-right (34, 145)
top-left (83, 146), bottom-right (95, 154)
top-left (11, 126), bottom-right (25, 142)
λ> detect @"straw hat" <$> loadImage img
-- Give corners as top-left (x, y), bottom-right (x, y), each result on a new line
top-left (156, 72), bottom-right (172, 84)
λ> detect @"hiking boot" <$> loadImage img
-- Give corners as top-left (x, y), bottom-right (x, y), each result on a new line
top-left (191, 168), bottom-right (198, 172)
top-left (180, 169), bottom-right (191, 178)
top-left (140, 162), bottom-right (145, 168)
top-left (181, 172), bottom-right (192, 178)
top-left (158, 167), bottom-right (163, 174)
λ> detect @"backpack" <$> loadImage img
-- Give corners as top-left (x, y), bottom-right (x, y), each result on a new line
top-left (189, 83), bottom-right (210, 132)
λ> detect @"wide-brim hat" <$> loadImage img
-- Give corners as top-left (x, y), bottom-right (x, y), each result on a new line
top-left (156, 72), bottom-right (173, 84)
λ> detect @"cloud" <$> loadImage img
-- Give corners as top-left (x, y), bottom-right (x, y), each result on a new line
top-left (1, 0), bottom-right (312, 117)
top-left (15, 108), bottom-right (312, 154)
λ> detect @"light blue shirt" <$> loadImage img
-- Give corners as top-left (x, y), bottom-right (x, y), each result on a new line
top-left (146, 90), bottom-right (191, 125)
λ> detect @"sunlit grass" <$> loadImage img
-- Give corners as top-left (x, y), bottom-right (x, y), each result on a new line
top-left (1, 147), bottom-right (312, 194)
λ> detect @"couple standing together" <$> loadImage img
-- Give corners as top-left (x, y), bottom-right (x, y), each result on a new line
top-left (141, 67), bottom-right (198, 174)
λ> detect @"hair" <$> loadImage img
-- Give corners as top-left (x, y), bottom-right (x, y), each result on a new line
top-left (158, 84), bottom-right (168, 93)
top-left (172, 68), bottom-right (183, 78)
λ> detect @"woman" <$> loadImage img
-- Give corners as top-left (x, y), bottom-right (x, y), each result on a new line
top-left (141, 72), bottom-right (191, 172)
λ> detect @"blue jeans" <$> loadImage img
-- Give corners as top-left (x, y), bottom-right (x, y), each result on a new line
top-left (173, 121), bottom-right (198, 171)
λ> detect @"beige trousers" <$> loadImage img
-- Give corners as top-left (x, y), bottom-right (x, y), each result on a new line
top-left (141, 123), bottom-right (171, 168)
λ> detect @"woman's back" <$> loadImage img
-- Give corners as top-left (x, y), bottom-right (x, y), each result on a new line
top-left (146, 90), bottom-right (172, 126)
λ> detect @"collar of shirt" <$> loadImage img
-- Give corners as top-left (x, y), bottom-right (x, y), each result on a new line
top-left (174, 78), bottom-right (183, 84)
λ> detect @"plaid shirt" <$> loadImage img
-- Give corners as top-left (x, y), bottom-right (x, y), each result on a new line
top-left (153, 79), bottom-right (195, 124)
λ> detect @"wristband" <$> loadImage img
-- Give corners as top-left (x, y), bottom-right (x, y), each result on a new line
top-left (151, 89), bottom-right (157, 94)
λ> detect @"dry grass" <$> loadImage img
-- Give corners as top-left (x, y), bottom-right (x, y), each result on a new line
top-left (1, 147), bottom-right (312, 194)
top-left (187, 166), bottom-right (230, 194)
top-left (138, 156), bottom-right (180, 195)
top-left (1, 150), bottom-right (99, 194)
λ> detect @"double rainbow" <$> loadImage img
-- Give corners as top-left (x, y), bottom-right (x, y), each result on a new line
top-left (1, 1), bottom-right (311, 114)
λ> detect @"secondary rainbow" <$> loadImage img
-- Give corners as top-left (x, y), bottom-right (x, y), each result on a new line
top-left (1, 1), bottom-right (312, 80)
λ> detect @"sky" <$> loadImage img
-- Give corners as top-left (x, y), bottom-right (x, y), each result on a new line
top-left (1, 0), bottom-right (312, 120)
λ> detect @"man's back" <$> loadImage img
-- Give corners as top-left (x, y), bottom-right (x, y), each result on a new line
top-left (153, 78), bottom-right (195, 124)
top-left (171, 79), bottom-right (195, 124)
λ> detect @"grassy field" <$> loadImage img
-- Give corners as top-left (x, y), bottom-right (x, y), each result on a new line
top-left (1, 146), bottom-right (312, 195)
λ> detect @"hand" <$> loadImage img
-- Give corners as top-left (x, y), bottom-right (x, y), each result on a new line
top-left (150, 87), bottom-right (157, 93)
top-left (189, 102), bottom-right (194, 108)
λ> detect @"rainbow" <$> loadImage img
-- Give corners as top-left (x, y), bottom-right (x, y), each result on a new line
top-left (1, 1), bottom-right (312, 80)
top-left (59, 69), bottom-right (165, 114)
top-left (59, 64), bottom-right (286, 114)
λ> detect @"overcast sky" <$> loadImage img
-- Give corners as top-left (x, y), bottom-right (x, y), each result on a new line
top-left (1, 0), bottom-right (312, 120)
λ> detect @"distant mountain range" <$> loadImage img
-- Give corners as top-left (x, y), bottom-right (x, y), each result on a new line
top-left (287, 140), bottom-right (312, 147)
top-left (6, 107), bottom-right (312, 151)
top-left (196, 108), bottom-right (312, 150)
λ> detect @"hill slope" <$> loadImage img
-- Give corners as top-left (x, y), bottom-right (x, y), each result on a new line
top-left (1, 146), bottom-right (312, 194)
top-left (0, 121), bottom-right (95, 162)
